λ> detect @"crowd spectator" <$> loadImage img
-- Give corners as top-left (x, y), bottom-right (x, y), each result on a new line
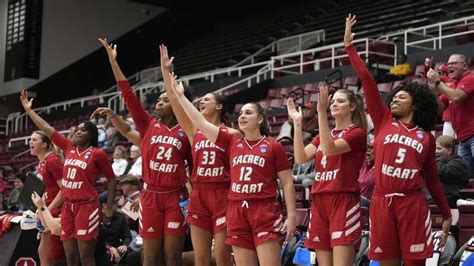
top-left (358, 140), bottom-right (375, 208)
top-left (96, 117), bottom-right (108, 149)
top-left (118, 174), bottom-right (140, 232)
top-left (112, 145), bottom-right (129, 177)
top-left (101, 199), bottom-right (132, 264)
top-left (126, 145), bottom-right (142, 178)
top-left (277, 102), bottom-right (318, 143)
top-left (6, 174), bottom-right (26, 213)
top-left (292, 160), bottom-right (315, 188)
top-left (427, 53), bottom-right (474, 178)
top-left (387, 54), bottom-right (412, 79)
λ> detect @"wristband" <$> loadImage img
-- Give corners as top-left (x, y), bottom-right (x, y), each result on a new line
top-left (40, 206), bottom-right (46, 212)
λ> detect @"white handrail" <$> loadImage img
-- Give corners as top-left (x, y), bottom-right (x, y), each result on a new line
top-left (9, 129), bottom-right (69, 148)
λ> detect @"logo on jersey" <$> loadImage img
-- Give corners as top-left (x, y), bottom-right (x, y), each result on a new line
top-left (84, 152), bottom-right (91, 159)
top-left (410, 243), bottom-right (425, 253)
top-left (70, 150), bottom-right (75, 154)
top-left (338, 132), bottom-right (344, 138)
top-left (391, 122), bottom-right (399, 127)
top-left (374, 246), bottom-right (383, 253)
top-left (154, 123), bottom-right (161, 128)
top-left (260, 145), bottom-right (267, 153)
top-left (178, 130), bottom-right (185, 137)
top-left (237, 143), bottom-right (243, 149)
top-left (416, 131), bottom-right (424, 139)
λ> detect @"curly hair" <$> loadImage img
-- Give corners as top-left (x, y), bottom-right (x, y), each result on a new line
top-left (385, 81), bottom-right (438, 131)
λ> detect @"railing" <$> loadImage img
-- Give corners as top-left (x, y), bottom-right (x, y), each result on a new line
top-left (9, 129), bottom-right (69, 148)
top-left (0, 117), bottom-right (6, 136)
top-left (276, 29), bottom-right (326, 54)
top-left (404, 15), bottom-right (474, 54)
top-left (271, 38), bottom-right (396, 77)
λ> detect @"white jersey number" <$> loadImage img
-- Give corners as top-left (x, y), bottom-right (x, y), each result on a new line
top-left (202, 151), bottom-right (216, 165)
top-left (156, 146), bottom-right (172, 161)
top-left (395, 148), bottom-right (406, 164)
top-left (239, 167), bottom-right (252, 181)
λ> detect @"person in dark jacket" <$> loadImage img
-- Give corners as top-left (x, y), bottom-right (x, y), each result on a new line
top-left (430, 135), bottom-right (469, 246)
top-left (101, 200), bottom-right (132, 263)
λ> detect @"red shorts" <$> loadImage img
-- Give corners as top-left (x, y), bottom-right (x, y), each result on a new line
top-left (139, 186), bottom-right (188, 239)
top-left (61, 200), bottom-right (100, 241)
top-left (225, 198), bottom-right (283, 250)
top-left (305, 193), bottom-right (361, 251)
top-left (187, 183), bottom-right (229, 234)
top-left (369, 191), bottom-right (433, 260)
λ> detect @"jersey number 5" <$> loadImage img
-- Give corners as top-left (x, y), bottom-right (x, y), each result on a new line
top-left (395, 148), bottom-right (406, 164)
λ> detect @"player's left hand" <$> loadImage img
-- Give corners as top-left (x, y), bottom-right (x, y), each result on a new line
top-left (439, 217), bottom-right (451, 247)
top-left (283, 216), bottom-right (296, 242)
top-left (31, 191), bottom-right (46, 208)
top-left (317, 85), bottom-right (332, 113)
top-left (170, 72), bottom-right (185, 95)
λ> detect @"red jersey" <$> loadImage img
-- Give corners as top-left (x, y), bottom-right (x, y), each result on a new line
top-left (450, 73), bottom-right (474, 141)
top-left (117, 81), bottom-right (192, 187)
top-left (346, 44), bottom-right (451, 219)
top-left (309, 125), bottom-right (367, 194)
top-left (51, 131), bottom-right (115, 202)
top-left (215, 130), bottom-right (290, 201)
top-left (191, 125), bottom-right (230, 183)
top-left (36, 153), bottom-right (63, 205)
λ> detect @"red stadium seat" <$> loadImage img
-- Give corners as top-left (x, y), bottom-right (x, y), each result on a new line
top-left (377, 82), bottom-right (393, 92)
top-left (459, 204), bottom-right (474, 245)
top-left (267, 88), bottom-right (279, 99)
top-left (269, 98), bottom-right (284, 109)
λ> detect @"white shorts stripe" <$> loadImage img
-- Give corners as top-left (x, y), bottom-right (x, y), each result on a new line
top-left (424, 211), bottom-right (431, 227)
top-left (89, 214), bottom-right (99, 227)
top-left (88, 220), bottom-right (99, 233)
top-left (345, 212), bottom-right (361, 227)
top-left (346, 203), bottom-right (360, 218)
top-left (89, 208), bottom-right (99, 220)
top-left (345, 221), bottom-right (361, 236)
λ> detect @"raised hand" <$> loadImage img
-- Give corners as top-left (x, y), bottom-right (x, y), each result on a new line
top-left (159, 44), bottom-right (174, 72)
top-left (90, 107), bottom-right (114, 119)
top-left (20, 90), bottom-right (34, 112)
top-left (31, 191), bottom-right (46, 208)
top-left (426, 68), bottom-right (440, 84)
top-left (98, 37), bottom-right (117, 62)
top-left (169, 72), bottom-right (185, 95)
top-left (286, 97), bottom-right (303, 124)
top-left (344, 13), bottom-right (357, 46)
top-left (317, 85), bottom-right (332, 113)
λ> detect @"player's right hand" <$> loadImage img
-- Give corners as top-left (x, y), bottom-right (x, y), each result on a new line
top-left (344, 13), bottom-right (357, 46)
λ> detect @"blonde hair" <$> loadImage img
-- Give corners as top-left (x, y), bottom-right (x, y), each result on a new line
top-left (436, 135), bottom-right (456, 153)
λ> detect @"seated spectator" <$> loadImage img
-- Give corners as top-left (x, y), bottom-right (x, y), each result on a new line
top-left (126, 145), bottom-right (142, 178)
top-left (96, 117), bottom-right (108, 149)
top-left (101, 200), bottom-right (132, 264)
top-left (106, 122), bottom-right (119, 150)
top-left (388, 54), bottom-right (412, 79)
top-left (427, 135), bottom-right (469, 245)
top-left (358, 141), bottom-right (375, 208)
top-left (118, 175), bottom-right (140, 232)
top-left (112, 145), bottom-right (129, 177)
top-left (292, 160), bottom-right (315, 188)
top-left (7, 174), bottom-right (26, 213)
top-left (427, 53), bottom-right (474, 178)
top-left (277, 102), bottom-right (318, 144)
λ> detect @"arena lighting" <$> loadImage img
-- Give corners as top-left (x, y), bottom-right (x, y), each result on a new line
top-left (5, 0), bottom-right (26, 52)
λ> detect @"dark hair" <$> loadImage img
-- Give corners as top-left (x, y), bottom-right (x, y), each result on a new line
top-left (82, 120), bottom-right (99, 147)
top-left (335, 89), bottom-right (368, 130)
top-left (249, 102), bottom-right (270, 136)
top-left (15, 173), bottom-right (27, 183)
top-left (209, 92), bottom-right (227, 123)
top-left (385, 81), bottom-right (438, 131)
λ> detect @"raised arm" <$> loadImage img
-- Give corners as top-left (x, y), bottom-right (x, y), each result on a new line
top-left (344, 14), bottom-right (389, 134)
top-left (160, 45), bottom-right (196, 141)
top-left (99, 38), bottom-right (151, 134)
top-left (20, 90), bottom-right (55, 137)
top-left (286, 98), bottom-right (316, 164)
top-left (317, 86), bottom-right (352, 156)
top-left (170, 76), bottom-right (219, 143)
top-left (91, 107), bottom-right (141, 146)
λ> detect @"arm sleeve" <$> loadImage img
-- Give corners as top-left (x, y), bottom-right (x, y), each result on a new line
top-left (273, 141), bottom-right (291, 173)
top-left (457, 74), bottom-right (474, 95)
top-left (345, 44), bottom-right (391, 136)
top-left (342, 127), bottom-right (367, 153)
top-left (117, 80), bottom-right (153, 136)
top-left (47, 157), bottom-right (64, 181)
top-left (50, 131), bottom-right (72, 152)
top-left (215, 128), bottom-right (234, 151)
top-left (95, 149), bottom-right (116, 180)
top-left (424, 135), bottom-right (451, 219)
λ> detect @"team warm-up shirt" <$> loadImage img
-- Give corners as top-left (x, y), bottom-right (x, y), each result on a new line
top-left (449, 73), bottom-right (474, 141)
top-left (51, 131), bottom-right (115, 202)
top-left (36, 153), bottom-right (63, 205)
top-left (215, 130), bottom-right (290, 201)
top-left (346, 44), bottom-right (451, 219)
top-left (191, 125), bottom-right (230, 183)
top-left (117, 80), bottom-right (192, 187)
top-left (309, 125), bottom-right (367, 194)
